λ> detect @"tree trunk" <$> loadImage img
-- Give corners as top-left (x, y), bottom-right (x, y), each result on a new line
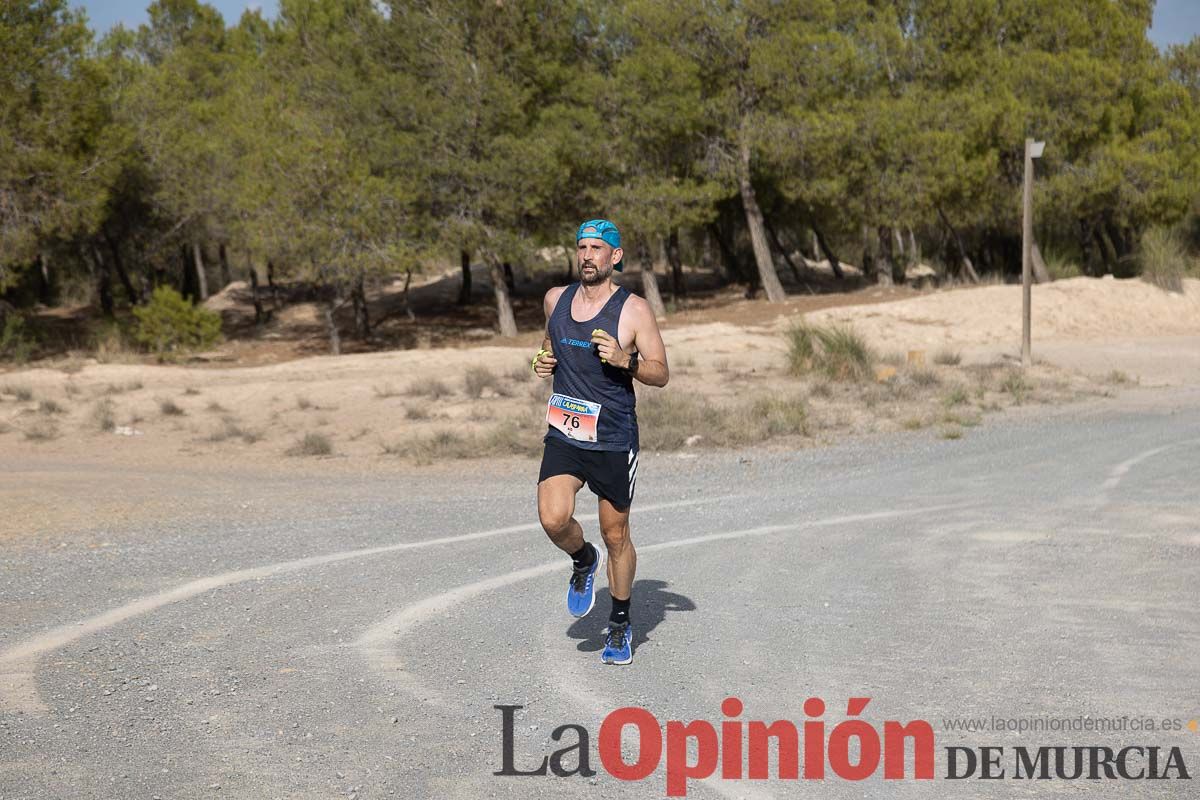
top-left (267, 260), bottom-right (281, 309)
top-left (638, 241), bottom-right (667, 319)
top-left (1078, 219), bottom-right (1099, 276)
top-left (323, 300), bottom-right (341, 356)
top-left (811, 231), bottom-right (820, 262)
top-left (36, 251), bottom-right (52, 305)
top-left (248, 263), bottom-right (268, 326)
top-left (1108, 220), bottom-right (1131, 260)
top-left (700, 231), bottom-right (714, 270)
top-left (563, 254), bottom-right (573, 282)
top-left (180, 245), bottom-right (194, 300)
top-left (401, 269), bottom-right (415, 321)
top-left (1096, 224), bottom-right (1119, 274)
top-left (936, 206), bottom-right (979, 283)
top-left (104, 232), bottom-right (138, 305)
top-left (707, 222), bottom-right (751, 290)
top-left (811, 223), bottom-right (845, 279)
top-left (762, 214), bottom-right (803, 283)
top-left (861, 224), bottom-right (878, 284)
top-left (1031, 240), bottom-right (1051, 283)
top-left (351, 272), bottom-right (370, 339)
top-left (218, 243), bottom-right (232, 290)
top-left (737, 118), bottom-right (786, 302)
top-left (191, 242), bottom-right (209, 301)
top-left (502, 262), bottom-right (515, 293)
top-left (90, 244), bottom-right (114, 317)
top-left (666, 228), bottom-right (686, 298)
top-left (458, 249), bottom-right (472, 305)
top-left (486, 254), bottom-right (518, 337)
top-left (883, 226), bottom-right (905, 285)
top-left (908, 227), bottom-right (919, 267)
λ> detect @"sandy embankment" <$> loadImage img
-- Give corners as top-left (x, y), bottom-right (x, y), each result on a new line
top-left (803, 276), bottom-right (1200, 386)
top-left (2, 275), bottom-right (1197, 539)
top-left (3, 277), bottom-right (1197, 464)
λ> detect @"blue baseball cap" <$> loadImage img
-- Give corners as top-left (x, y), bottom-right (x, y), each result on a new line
top-left (576, 219), bottom-right (623, 271)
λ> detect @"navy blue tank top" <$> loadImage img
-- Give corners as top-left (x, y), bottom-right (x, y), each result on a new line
top-left (545, 283), bottom-right (638, 451)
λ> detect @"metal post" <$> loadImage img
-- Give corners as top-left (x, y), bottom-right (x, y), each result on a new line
top-left (1021, 138), bottom-right (1034, 368)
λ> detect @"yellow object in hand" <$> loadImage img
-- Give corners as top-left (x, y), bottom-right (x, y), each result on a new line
top-left (592, 329), bottom-right (608, 362)
top-left (531, 348), bottom-right (550, 373)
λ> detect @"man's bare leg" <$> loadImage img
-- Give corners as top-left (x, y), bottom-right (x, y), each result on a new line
top-left (598, 498), bottom-right (635, 604)
top-left (537, 474), bottom-right (585, 553)
top-left (540, 474), bottom-right (605, 618)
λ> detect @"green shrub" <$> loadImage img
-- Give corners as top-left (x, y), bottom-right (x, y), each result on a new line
top-left (0, 313), bottom-right (35, 363)
top-left (132, 286), bottom-right (222, 359)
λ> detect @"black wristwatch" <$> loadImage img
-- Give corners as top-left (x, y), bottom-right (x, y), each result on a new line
top-left (624, 351), bottom-right (639, 373)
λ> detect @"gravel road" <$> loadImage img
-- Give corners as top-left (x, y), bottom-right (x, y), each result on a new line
top-left (3, 388), bottom-right (1198, 799)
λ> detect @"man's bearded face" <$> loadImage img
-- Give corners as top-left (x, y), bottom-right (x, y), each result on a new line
top-left (577, 239), bottom-right (615, 285)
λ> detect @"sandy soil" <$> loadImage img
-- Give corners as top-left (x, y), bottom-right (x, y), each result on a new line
top-left (804, 276), bottom-right (1200, 376)
top-left (3, 275), bottom-right (1198, 540)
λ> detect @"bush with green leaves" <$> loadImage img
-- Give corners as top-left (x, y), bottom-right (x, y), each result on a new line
top-left (0, 312), bottom-right (35, 363)
top-left (132, 287), bottom-right (222, 359)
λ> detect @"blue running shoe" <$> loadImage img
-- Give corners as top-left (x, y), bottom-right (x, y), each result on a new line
top-left (601, 622), bottom-right (633, 665)
top-left (566, 544), bottom-right (604, 618)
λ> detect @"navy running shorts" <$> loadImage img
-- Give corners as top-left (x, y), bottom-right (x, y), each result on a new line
top-left (538, 436), bottom-right (638, 510)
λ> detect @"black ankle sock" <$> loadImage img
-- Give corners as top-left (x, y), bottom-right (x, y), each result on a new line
top-left (570, 542), bottom-right (595, 569)
top-left (610, 596), bottom-right (630, 625)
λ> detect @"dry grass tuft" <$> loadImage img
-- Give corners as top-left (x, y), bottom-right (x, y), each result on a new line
top-left (24, 419), bottom-right (60, 441)
top-left (464, 366), bottom-right (511, 398)
top-left (91, 398), bottom-right (116, 432)
top-left (933, 349), bottom-right (962, 366)
top-left (999, 369), bottom-right (1032, 405)
top-left (2, 383), bottom-right (34, 402)
top-left (38, 398), bottom-right (65, 415)
top-left (206, 416), bottom-right (262, 444)
top-left (158, 397), bottom-right (186, 416)
top-left (786, 323), bottom-right (874, 382)
top-left (286, 432), bottom-right (333, 456)
top-left (638, 391), bottom-right (809, 450)
top-left (407, 379), bottom-right (452, 400)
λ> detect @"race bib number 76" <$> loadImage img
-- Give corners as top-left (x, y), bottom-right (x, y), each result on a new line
top-left (547, 393), bottom-right (601, 443)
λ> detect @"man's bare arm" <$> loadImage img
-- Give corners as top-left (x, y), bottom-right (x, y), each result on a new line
top-left (625, 298), bottom-right (669, 388)
top-left (533, 287), bottom-right (565, 379)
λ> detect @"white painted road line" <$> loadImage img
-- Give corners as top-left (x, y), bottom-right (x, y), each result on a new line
top-left (0, 495), bottom-right (733, 714)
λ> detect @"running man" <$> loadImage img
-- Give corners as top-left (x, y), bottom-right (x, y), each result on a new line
top-left (531, 219), bottom-right (669, 665)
